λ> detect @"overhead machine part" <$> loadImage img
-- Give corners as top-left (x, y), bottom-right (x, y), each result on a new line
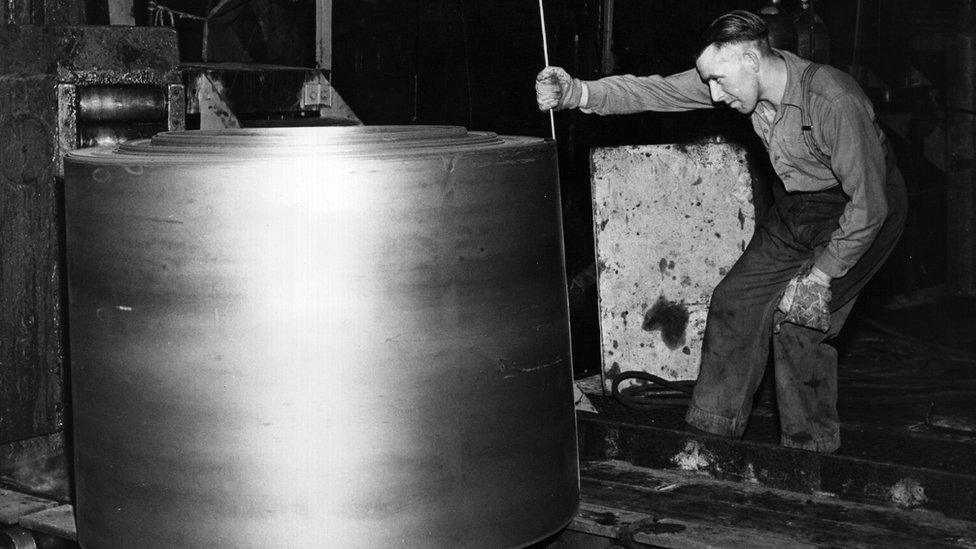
top-left (180, 63), bottom-right (360, 129)
top-left (50, 26), bottom-right (185, 167)
top-left (74, 85), bottom-right (180, 148)
top-left (64, 126), bottom-right (578, 548)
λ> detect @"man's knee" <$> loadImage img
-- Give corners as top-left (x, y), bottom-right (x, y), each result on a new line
top-left (710, 276), bottom-right (737, 312)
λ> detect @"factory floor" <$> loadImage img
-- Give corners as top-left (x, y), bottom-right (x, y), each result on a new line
top-left (543, 459), bottom-right (976, 548)
top-left (568, 287), bottom-right (976, 547)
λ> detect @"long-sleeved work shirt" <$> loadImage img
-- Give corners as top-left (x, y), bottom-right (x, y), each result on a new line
top-left (578, 49), bottom-right (894, 279)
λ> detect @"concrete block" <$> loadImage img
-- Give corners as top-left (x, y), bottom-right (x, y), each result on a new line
top-left (591, 142), bottom-right (755, 385)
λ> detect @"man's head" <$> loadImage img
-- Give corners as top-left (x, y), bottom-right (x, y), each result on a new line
top-left (695, 11), bottom-right (772, 114)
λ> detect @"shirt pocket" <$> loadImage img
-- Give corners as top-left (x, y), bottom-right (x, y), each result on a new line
top-left (778, 129), bottom-right (812, 166)
top-left (768, 131), bottom-right (806, 187)
top-left (777, 127), bottom-right (836, 186)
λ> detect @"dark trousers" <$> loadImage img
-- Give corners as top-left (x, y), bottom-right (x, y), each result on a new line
top-left (685, 172), bottom-right (907, 453)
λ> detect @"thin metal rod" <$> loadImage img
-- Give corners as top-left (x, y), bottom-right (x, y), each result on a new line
top-left (851, 0), bottom-right (863, 76)
top-left (538, 0), bottom-right (551, 68)
top-left (538, 0), bottom-right (556, 140)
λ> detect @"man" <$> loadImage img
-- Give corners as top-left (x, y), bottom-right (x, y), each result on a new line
top-left (536, 10), bottom-right (906, 453)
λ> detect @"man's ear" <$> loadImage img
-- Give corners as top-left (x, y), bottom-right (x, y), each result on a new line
top-left (742, 49), bottom-right (761, 73)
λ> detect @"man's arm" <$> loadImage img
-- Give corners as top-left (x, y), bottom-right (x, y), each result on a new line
top-left (812, 92), bottom-right (890, 279)
top-left (581, 68), bottom-right (715, 115)
top-left (536, 67), bottom-right (714, 115)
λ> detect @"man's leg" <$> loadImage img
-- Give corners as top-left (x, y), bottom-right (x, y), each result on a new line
top-left (772, 298), bottom-right (855, 453)
top-left (685, 221), bottom-right (808, 437)
top-left (772, 174), bottom-right (907, 453)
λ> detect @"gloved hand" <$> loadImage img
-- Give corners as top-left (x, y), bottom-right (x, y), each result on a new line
top-left (774, 266), bottom-right (832, 333)
top-left (536, 66), bottom-right (583, 111)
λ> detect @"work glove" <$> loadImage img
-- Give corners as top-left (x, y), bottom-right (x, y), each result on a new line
top-left (536, 66), bottom-right (583, 111)
top-left (774, 267), bottom-right (832, 333)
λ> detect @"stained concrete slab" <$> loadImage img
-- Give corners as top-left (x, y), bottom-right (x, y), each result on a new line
top-left (590, 142), bottom-right (755, 386)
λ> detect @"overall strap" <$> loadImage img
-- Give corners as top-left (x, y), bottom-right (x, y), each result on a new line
top-left (799, 63), bottom-right (832, 167)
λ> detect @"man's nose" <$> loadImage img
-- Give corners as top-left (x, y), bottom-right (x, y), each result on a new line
top-left (708, 81), bottom-right (725, 103)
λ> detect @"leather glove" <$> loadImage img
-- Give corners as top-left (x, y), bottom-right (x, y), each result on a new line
top-left (774, 267), bottom-right (832, 333)
top-left (536, 66), bottom-right (583, 111)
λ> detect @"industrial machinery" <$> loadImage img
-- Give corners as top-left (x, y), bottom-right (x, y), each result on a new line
top-left (50, 26), bottom-right (184, 172)
top-left (181, 63), bottom-right (359, 129)
top-left (0, 24), bottom-right (183, 498)
top-left (64, 125), bottom-right (578, 548)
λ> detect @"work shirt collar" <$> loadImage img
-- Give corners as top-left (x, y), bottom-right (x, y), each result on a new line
top-left (775, 49), bottom-right (809, 110)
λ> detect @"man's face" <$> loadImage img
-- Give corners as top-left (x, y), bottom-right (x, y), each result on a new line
top-left (695, 43), bottom-right (760, 114)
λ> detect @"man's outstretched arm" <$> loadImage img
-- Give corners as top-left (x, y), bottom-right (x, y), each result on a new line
top-left (536, 66), bottom-right (714, 115)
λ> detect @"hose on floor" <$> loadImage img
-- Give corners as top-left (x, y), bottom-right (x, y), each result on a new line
top-left (611, 370), bottom-right (693, 410)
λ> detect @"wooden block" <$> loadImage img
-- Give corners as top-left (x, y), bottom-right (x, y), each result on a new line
top-left (570, 499), bottom-right (808, 548)
top-left (570, 501), bottom-right (651, 538)
top-left (19, 504), bottom-right (76, 541)
top-left (0, 488), bottom-right (57, 525)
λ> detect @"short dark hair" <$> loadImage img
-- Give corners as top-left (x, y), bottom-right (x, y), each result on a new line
top-left (698, 10), bottom-right (772, 56)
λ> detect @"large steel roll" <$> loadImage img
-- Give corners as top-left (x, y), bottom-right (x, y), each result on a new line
top-left (64, 126), bottom-right (578, 548)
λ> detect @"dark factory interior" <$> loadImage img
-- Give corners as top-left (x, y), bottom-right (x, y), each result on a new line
top-left (1, 0), bottom-right (975, 547)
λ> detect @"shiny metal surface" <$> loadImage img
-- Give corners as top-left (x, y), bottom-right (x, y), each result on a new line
top-left (77, 121), bottom-right (168, 148)
top-left (64, 126), bottom-right (578, 548)
top-left (76, 86), bottom-right (168, 122)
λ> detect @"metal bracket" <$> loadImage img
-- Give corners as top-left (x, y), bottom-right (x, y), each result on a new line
top-left (195, 73), bottom-right (240, 129)
top-left (55, 84), bottom-right (77, 179)
top-left (167, 84), bottom-right (186, 131)
top-left (301, 72), bottom-right (333, 110)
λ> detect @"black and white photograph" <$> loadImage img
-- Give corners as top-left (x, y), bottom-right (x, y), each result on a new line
top-left (0, 1), bottom-right (974, 547)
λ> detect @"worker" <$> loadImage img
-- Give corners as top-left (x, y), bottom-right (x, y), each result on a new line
top-left (535, 10), bottom-right (907, 453)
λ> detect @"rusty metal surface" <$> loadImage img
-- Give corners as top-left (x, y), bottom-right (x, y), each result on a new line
top-left (39, 0), bottom-right (86, 25)
top-left (166, 84), bottom-right (185, 131)
top-left (64, 126), bottom-right (578, 548)
top-left (1, 25), bottom-right (183, 446)
top-left (0, 1), bottom-right (42, 24)
top-left (0, 26), bottom-right (179, 85)
top-left (0, 0), bottom-right (84, 25)
top-left (591, 143), bottom-right (755, 385)
top-left (0, 433), bottom-right (70, 500)
top-left (947, 8), bottom-right (976, 296)
top-left (0, 64), bottom-right (64, 444)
